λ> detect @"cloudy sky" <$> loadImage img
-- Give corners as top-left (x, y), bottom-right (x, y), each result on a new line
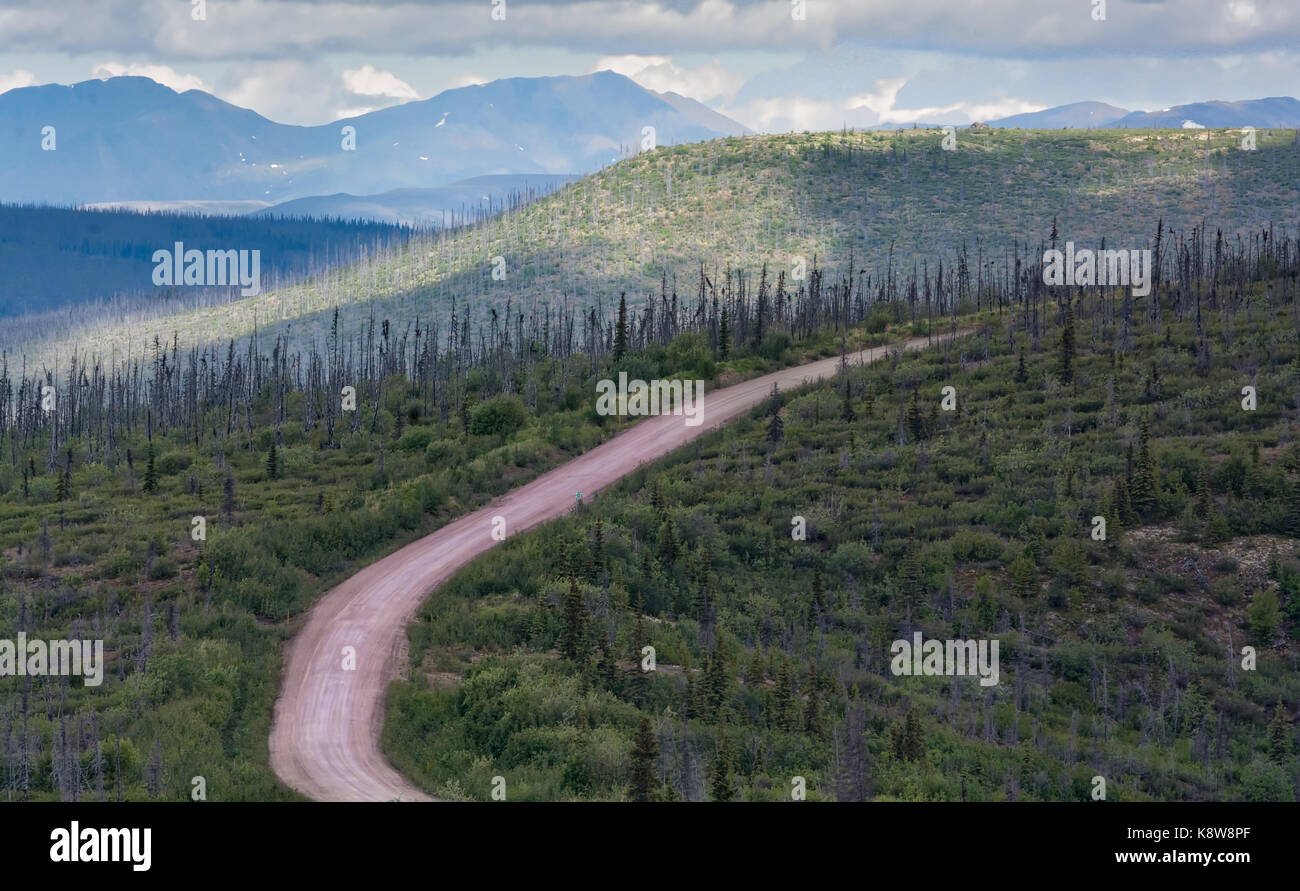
top-left (0, 0), bottom-right (1297, 129)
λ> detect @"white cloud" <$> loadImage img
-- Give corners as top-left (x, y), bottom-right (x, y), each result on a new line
top-left (448, 72), bottom-right (489, 90)
top-left (589, 54), bottom-right (745, 102)
top-left (341, 64), bottom-right (419, 99)
top-left (214, 60), bottom-right (413, 124)
top-left (724, 77), bottom-right (1046, 132)
top-left (92, 61), bottom-right (207, 92)
top-left (0, 69), bottom-right (38, 94)
top-left (5, 0), bottom-right (1293, 62)
top-left (334, 105), bottom-right (379, 119)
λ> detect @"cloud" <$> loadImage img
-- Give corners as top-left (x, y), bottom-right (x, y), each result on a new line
top-left (723, 77), bottom-right (1046, 132)
top-left (211, 60), bottom-right (417, 124)
top-left (589, 54), bottom-right (745, 102)
top-left (341, 64), bottom-right (419, 99)
top-left (91, 62), bottom-right (207, 93)
top-left (448, 72), bottom-right (489, 89)
top-left (2, 1), bottom-right (1297, 60)
top-left (0, 69), bottom-right (39, 94)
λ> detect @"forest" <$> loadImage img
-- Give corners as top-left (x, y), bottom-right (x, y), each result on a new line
top-left (383, 225), bottom-right (1300, 801)
top-left (0, 203), bottom-right (414, 319)
top-left (0, 195), bottom-right (1296, 799)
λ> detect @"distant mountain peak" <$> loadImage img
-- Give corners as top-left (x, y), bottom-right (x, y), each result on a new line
top-left (0, 73), bottom-right (748, 205)
top-left (989, 96), bottom-right (1300, 129)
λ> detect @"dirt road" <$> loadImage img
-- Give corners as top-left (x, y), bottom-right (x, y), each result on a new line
top-left (268, 331), bottom-right (963, 801)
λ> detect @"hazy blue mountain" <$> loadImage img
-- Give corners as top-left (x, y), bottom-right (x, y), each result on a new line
top-left (0, 72), bottom-right (746, 205)
top-left (989, 101), bottom-right (1130, 128)
top-left (251, 174), bottom-right (578, 226)
top-left (651, 90), bottom-right (751, 136)
top-left (1112, 97), bottom-right (1300, 128)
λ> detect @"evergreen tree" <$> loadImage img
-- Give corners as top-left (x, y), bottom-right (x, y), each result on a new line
top-left (767, 383), bottom-right (783, 443)
top-left (772, 656), bottom-right (796, 730)
top-left (142, 442), bottom-right (158, 493)
top-left (906, 389), bottom-right (925, 441)
top-left (1285, 477), bottom-right (1300, 538)
top-left (709, 731), bottom-right (736, 802)
top-left (561, 578), bottom-right (586, 662)
top-left (1130, 418), bottom-right (1157, 517)
top-left (628, 716), bottom-right (659, 801)
top-left (613, 293), bottom-right (629, 362)
top-left (223, 473), bottom-right (235, 519)
top-left (1009, 551), bottom-right (1038, 598)
top-left (746, 645), bottom-right (765, 687)
top-left (1058, 298), bottom-right (1075, 385)
top-left (658, 517), bottom-right (678, 564)
top-left (590, 517), bottom-right (605, 579)
top-left (265, 440), bottom-right (279, 480)
top-left (1015, 350), bottom-right (1029, 383)
top-left (899, 533), bottom-right (925, 609)
top-left (1266, 701), bottom-right (1293, 765)
top-left (841, 377), bottom-right (855, 422)
top-left (902, 708), bottom-right (926, 762)
top-left (718, 305), bottom-right (731, 360)
top-left (1112, 477), bottom-right (1135, 527)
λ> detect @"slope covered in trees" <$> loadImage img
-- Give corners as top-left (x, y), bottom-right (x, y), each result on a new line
top-left (9, 126), bottom-right (1298, 378)
top-left (384, 258), bottom-right (1300, 801)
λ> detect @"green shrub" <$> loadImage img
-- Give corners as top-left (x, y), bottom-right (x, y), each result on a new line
top-left (470, 395), bottom-right (528, 437)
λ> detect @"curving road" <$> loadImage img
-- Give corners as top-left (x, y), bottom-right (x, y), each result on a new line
top-left (269, 331), bottom-right (964, 801)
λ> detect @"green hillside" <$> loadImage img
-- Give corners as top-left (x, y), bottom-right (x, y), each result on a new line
top-left (386, 287), bottom-right (1300, 801)
top-left (11, 127), bottom-right (1299, 375)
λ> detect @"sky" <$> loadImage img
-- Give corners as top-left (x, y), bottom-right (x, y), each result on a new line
top-left (0, 0), bottom-right (1297, 130)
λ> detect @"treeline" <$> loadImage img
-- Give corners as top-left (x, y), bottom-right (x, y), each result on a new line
top-left (4, 217), bottom-right (1296, 482)
top-left (0, 203), bottom-right (415, 318)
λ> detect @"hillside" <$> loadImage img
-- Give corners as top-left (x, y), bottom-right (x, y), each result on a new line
top-left (7, 125), bottom-right (1298, 376)
top-left (252, 175), bottom-right (578, 227)
top-left (386, 283), bottom-right (1300, 802)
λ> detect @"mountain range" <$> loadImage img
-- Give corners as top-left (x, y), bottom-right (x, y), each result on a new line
top-left (0, 72), bottom-right (747, 206)
top-left (250, 174), bottom-right (578, 227)
top-left (988, 96), bottom-right (1300, 129)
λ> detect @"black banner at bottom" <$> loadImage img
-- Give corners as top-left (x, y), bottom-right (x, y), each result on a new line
top-left (1, 801), bottom-right (1285, 879)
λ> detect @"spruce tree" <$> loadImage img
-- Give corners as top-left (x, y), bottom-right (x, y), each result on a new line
top-left (265, 440), bottom-right (279, 480)
top-left (709, 732), bottom-right (736, 802)
top-left (718, 305), bottom-right (731, 360)
top-left (1266, 700), bottom-right (1293, 765)
top-left (1058, 298), bottom-right (1075, 385)
top-left (746, 645), bottom-right (765, 687)
top-left (767, 383), bottom-right (783, 443)
top-left (561, 578), bottom-right (586, 662)
top-left (658, 518), bottom-right (678, 564)
top-left (1015, 350), bottom-right (1028, 383)
top-left (1130, 418), bottom-right (1157, 518)
top-left (142, 442), bottom-right (158, 493)
top-left (902, 707), bottom-right (926, 762)
top-left (613, 293), bottom-right (629, 362)
top-left (1009, 551), bottom-right (1037, 598)
top-left (628, 716), bottom-right (659, 801)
